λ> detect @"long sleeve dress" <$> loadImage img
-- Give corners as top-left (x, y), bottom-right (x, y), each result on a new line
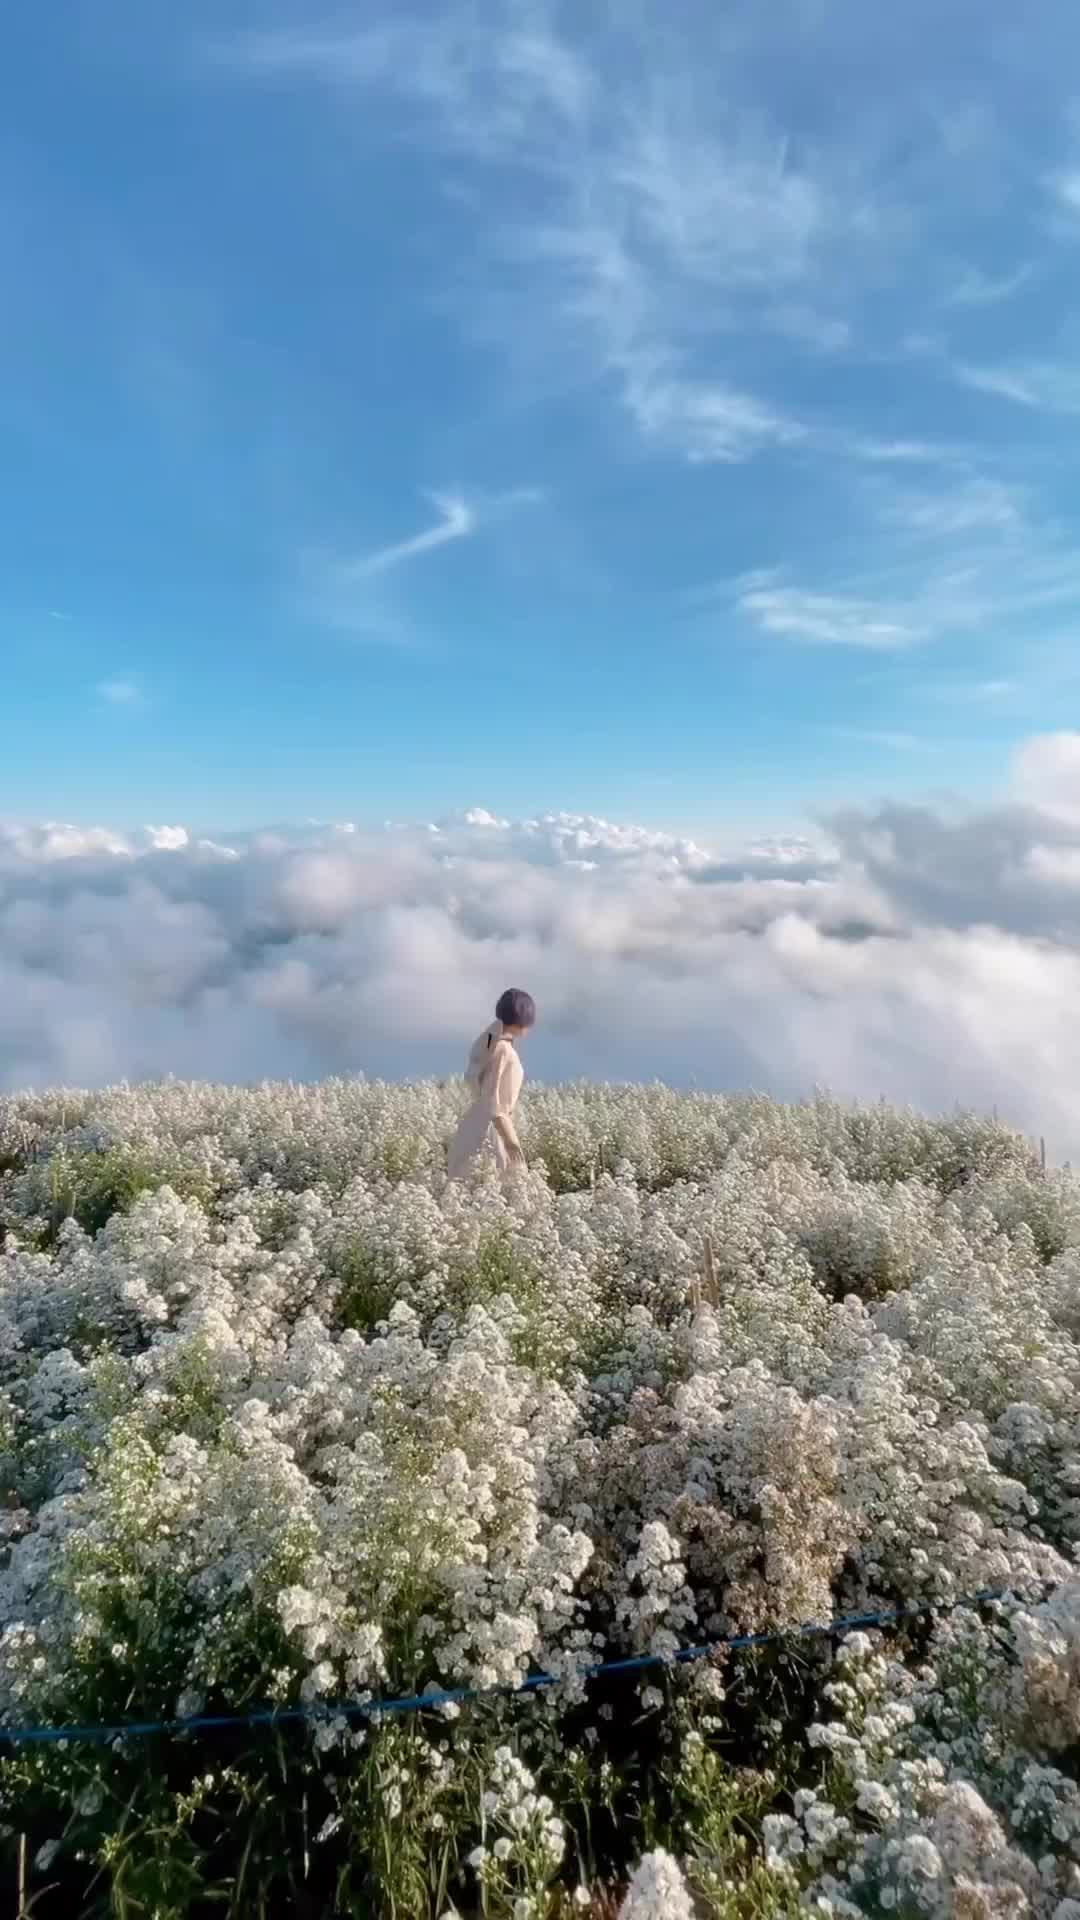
top-left (446, 1021), bottom-right (525, 1179)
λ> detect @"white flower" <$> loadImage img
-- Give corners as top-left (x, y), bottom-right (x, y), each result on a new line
top-left (838, 1631), bottom-right (874, 1660)
top-left (617, 1849), bottom-right (696, 1920)
top-left (855, 1781), bottom-right (897, 1823)
top-left (4, 1073), bottom-right (1079, 1919)
top-left (896, 1837), bottom-right (943, 1881)
top-left (763, 1815), bottom-right (804, 1868)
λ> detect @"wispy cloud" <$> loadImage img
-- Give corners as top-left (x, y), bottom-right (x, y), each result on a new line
top-left (920, 676), bottom-right (1020, 707)
top-left (619, 359), bottom-right (805, 464)
top-left (224, 17), bottom-right (593, 163)
top-left (1051, 169), bottom-right (1080, 206)
top-left (943, 263), bottom-right (1031, 307)
top-left (219, 0), bottom-right (1080, 575)
top-left (345, 491), bottom-right (477, 581)
top-left (879, 475), bottom-right (1025, 537)
top-left (301, 485), bottom-right (540, 636)
top-left (827, 726), bottom-right (928, 752)
top-left (839, 438), bottom-right (962, 468)
top-left (1045, 167), bottom-right (1080, 229)
top-left (765, 304), bottom-right (851, 352)
top-left (954, 360), bottom-right (1080, 413)
top-left (735, 465), bottom-right (1080, 660)
top-left (954, 364), bottom-right (1042, 408)
top-left (222, 10), bottom-right (857, 466)
top-left (736, 586), bottom-right (925, 651)
top-left (97, 678), bottom-right (142, 706)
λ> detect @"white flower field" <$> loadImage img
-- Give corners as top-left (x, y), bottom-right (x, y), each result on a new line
top-left (1, 1075), bottom-right (1079, 1918)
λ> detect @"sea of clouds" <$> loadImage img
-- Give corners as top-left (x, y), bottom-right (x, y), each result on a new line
top-left (4, 732), bottom-right (1080, 1155)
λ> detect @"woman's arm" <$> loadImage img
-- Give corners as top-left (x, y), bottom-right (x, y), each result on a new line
top-left (492, 1111), bottom-right (524, 1160)
top-left (485, 1045), bottom-right (525, 1163)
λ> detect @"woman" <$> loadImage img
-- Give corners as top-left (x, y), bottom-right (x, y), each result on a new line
top-left (446, 987), bottom-right (536, 1180)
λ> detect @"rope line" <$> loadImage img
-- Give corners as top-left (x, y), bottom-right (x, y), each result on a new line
top-left (0, 1584), bottom-right (1027, 1749)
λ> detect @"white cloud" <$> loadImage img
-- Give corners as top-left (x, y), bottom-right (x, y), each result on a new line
top-left (766, 304), bottom-right (851, 352)
top-left (1046, 168), bottom-right (1080, 222)
top-left (223, 7), bottom-right (866, 464)
top-left (827, 728), bottom-right (927, 752)
top-left (145, 825), bottom-right (190, 851)
top-left (97, 678), bottom-right (141, 706)
top-left (943, 263), bottom-right (1031, 307)
top-left (7, 737), bottom-right (1080, 1153)
top-left (212, 1), bottom-right (1080, 517)
top-left (954, 364), bottom-right (1041, 408)
top-left (955, 360), bottom-right (1080, 413)
top-left (4, 823), bottom-right (135, 861)
top-left (620, 361), bottom-right (805, 464)
top-left (846, 440), bottom-right (957, 465)
top-left (739, 464), bottom-right (1080, 661)
top-left (920, 676), bottom-right (1020, 708)
top-left (228, 15), bottom-right (592, 156)
top-left (300, 486), bottom-right (540, 636)
top-left (1054, 169), bottom-right (1080, 206)
top-left (880, 476), bottom-right (1024, 537)
top-left (1011, 731), bottom-right (1080, 824)
top-left (736, 586), bottom-right (925, 650)
top-left (345, 491), bottom-right (476, 580)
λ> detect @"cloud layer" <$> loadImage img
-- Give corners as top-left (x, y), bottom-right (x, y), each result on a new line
top-left (4, 735), bottom-right (1080, 1157)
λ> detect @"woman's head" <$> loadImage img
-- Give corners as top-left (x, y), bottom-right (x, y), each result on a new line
top-left (495, 987), bottom-right (536, 1036)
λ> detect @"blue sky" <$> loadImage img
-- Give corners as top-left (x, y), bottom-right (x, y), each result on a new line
top-left (5, 0), bottom-right (1080, 839)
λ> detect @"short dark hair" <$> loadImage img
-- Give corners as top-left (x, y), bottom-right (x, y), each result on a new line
top-left (495, 987), bottom-right (536, 1029)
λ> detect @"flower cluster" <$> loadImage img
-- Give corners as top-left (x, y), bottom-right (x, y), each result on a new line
top-left (0, 1075), bottom-right (1076, 1913)
top-left (467, 1745), bottom-right (568, 1919)
top-left (764, 1591), bottom-right (1080, 1919)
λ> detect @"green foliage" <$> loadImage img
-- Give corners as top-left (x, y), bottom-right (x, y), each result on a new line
top-left (674, 1734), bottom-right (798, 1920)
top-left (18, 1145), bottom-right (217, 1246)
top-left (335, 1238), bottom-right (402, 1333)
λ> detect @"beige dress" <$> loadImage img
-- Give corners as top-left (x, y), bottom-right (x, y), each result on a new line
top-left (446, 1021), bottom-right (525, 1179)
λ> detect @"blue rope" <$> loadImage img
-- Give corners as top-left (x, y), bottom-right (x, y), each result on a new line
top-left (0, 1585), bottom-right (1019, 1749)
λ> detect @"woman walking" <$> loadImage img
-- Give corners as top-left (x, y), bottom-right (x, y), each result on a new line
top-left (446, 988), bottom-right (536, 1180)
